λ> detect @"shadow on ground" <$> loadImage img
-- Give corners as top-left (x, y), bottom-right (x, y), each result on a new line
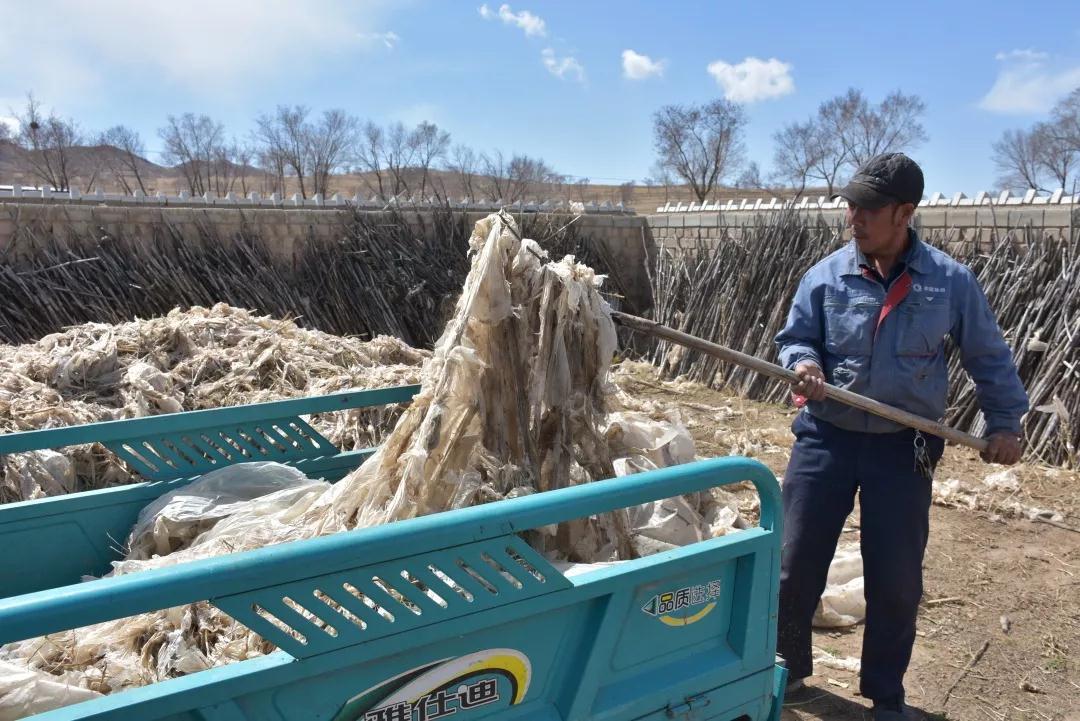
top-left (782, 686), bottom-right (868, 720)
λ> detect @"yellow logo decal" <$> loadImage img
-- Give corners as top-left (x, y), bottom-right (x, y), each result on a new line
top-left (642, 579), bottom-right (721, 626)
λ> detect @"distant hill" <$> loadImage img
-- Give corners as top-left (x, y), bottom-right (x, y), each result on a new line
top-left (0, 140), bottom-right (173, 191)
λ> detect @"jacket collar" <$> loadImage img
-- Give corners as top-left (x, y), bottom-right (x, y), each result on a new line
top-left (842, 228), bottom-right (928, 277)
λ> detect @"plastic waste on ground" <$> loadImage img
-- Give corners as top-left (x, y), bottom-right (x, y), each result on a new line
top-left (813, 544), bottom-right (865, 629)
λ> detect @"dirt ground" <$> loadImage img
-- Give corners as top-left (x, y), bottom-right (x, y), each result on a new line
top-left (613, 362), bottom-right (1080, 721)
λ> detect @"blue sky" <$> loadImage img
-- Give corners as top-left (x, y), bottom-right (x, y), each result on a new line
top-left (2, 0), bottom-right (1079, 194)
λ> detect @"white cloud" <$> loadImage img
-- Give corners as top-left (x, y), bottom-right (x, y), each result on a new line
top-left (706, 57), bottom-right (794, 103)
top-left (979, 49), bottom-right (1080, 114)
top-left (622, 50), bottom-right (666, 80)
top-left (994, 49), bottom-right (1048, 63)
top-left (541, 48), bottom-right (585, 83)
top-left (0, 115), bottom-right (20, 136)
top-left (478, 3), bottom-right (546, 37)
top-left (0, 1), bottom-right (394, 100)
top-left (357, 31), bottom-right (399, 50)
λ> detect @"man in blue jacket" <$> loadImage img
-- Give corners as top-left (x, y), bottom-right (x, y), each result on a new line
top-left (774, 153), bottom-right (1028, 719)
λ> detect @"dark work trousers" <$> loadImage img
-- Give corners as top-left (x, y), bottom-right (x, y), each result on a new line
top-left (776, 411), bottom-right (944, 702)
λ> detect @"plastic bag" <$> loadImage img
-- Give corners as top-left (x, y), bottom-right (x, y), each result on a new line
top-left (126, 462), bottom-right (328, 559)
top-left (814, 545), bottom-right (865, 628)
top-left (603, 412), bottom-right (695, 468)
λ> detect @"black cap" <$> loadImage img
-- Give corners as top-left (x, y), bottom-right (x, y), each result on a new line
top-left (831, 153), bottom-right (924, 209)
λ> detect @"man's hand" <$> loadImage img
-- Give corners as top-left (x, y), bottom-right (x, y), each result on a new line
top-left (792, 361), bottom-right (827, 402)
top-left (980, 432), bottom-right (1022, 465)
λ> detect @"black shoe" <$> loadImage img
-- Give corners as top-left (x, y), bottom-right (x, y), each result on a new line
top-left (783, 676), bottom-right (812, 704)
top-left (872, 700), bottom-right (924, 721)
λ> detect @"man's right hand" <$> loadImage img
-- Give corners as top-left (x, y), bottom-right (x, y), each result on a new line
top-left (792, 362), bottom-right (827, 402)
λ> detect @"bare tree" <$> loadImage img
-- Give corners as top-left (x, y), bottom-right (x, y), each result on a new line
top-left (478, 151), bottom-right (558, 203)
top-left (734, 161), bottom-right (766, 191)
top-left (384, 122), bottom-right (416, 199)
top-left (447, 143), bottom-right (479, 200)
top-left (993, 128), bottom-right (1046, 191)
top-left (652, 99), bottom-right (746, 202)
top-left (1032, 120), bottom-right (1077, 190)
top-left (513, 154), bottom-right (559, 201)
top-left (1051, 87), bottom-right (1080, 154)
top-left (309, 109), bottom-right (359, 198)
top-left (989, 88), bottom-right (1080, 194)
top-left (14, 94), bottom-right (83, 191)
top-left (804, 123), bottom-right (849, 195)
top-left (352, 121), bottom-right (421, 200)
top-left (159, 113), bottom-right (226, 196)
top-left (646, 163), bottom-right (675, 203)
top-left (771, 121), bottom-right (820, 194)
top-left (97, 125), bottom-right (150, 194)
top-left (822, 88), bottom-right (927, 169)
top-left (355, 122), bottom-right (388, 200)
top-left (256, 145), bottom-right (287, 196)
top-left (409, 121), bottom-right (451, 198)
top-left (0, 119), bottom-right (12, 143)
top-left (232, 142), bottom-right (255, 196)
top-left (209, 141), bottom-right (244, 196)
top-left (479, 150), bottom-right (512, 202)
top-left (253, 105), bottom-right (311, 198)
top-left (771, 89), bottom-right (927, 195)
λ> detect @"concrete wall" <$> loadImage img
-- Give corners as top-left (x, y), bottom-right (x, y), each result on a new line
top-left (647, 205), bottom-right (1079, 250)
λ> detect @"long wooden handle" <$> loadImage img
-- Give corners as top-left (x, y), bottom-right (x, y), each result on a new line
top-left (612, 311), bottom-right (989, 453)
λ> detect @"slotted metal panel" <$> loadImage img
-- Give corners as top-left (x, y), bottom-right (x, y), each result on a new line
top-left (104, 416), bottom-right (336, 481)
top-left (212, 535), bottom-right (568, 658)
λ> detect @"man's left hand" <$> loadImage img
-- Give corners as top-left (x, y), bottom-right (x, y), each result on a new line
top-left (980, 432), bottom-right (1022, 465)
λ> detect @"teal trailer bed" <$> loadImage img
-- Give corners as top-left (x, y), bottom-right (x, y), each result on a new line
top-left (0, 386), bottom-right (785, 720)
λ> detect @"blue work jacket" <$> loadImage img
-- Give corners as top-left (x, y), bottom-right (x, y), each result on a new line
top-left (774, 230), bottom-right (1028, 435)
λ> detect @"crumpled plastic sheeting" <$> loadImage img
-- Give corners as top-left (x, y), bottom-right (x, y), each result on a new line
top-left (0, 463), bottom-right (332, 708)
top-left (812, 647), bottom-right (862, 673)
top-left (0, 660), bottom-right (100, 721)
top-left (1, 450), bottom-right (75, 500)
top-left (0, 305), bottom-right (428, 503)
top-left (604, 412), bottom-right (696, 469)
top-left (933, 476), bottom-right (1064, 523)
top-left (0, 212), bottom-right (710, 717)
top-left (318, 212), bottom-right (655, 561)
top-left (814, 544), bottom-right (865, 628)
top-left (125, 462), bottom-right (330, 560)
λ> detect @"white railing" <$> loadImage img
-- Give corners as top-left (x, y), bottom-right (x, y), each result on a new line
top-left (653, 189), bottom-right (1080, 213)
top-left (0, 185), bottom-right (634, 214)
top-left (5, 182), bottom-right (1073, 215)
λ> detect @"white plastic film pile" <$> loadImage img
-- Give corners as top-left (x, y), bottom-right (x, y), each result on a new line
top-left (0, 305), bottom-right (428, 503)
top-left (0, 212), bottom-right (715, 718)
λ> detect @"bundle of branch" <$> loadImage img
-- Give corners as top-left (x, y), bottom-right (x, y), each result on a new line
top-left (644, 209), bottom-right (1079, 466)
top-left (646, 208), bottom-right (842, 402)
top-left (0, 205), bottom-right (614, 349)
top-left (943, 224), bottom-right (1080, 467)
